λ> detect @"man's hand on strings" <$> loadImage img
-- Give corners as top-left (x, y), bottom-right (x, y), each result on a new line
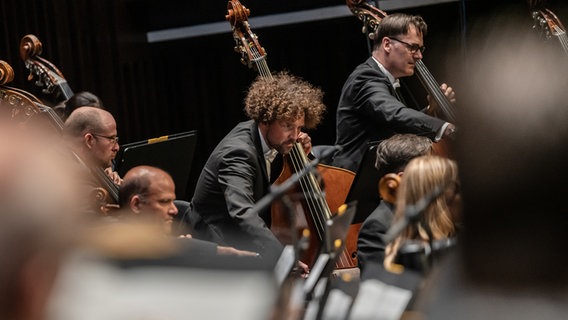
top-left (297, 132), bottom-right (312, 155)
top-left (426, 83), bottom-right (456, 116)
top-left (104, 167), bottom-right (123, 186)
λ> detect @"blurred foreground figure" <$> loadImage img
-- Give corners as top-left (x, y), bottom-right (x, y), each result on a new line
top-left (45, 165), bottom-right (277, 320)
top-left (0, 122), bottom-right (80, 320)
top-left (414, 7), bottom-right (568, 319)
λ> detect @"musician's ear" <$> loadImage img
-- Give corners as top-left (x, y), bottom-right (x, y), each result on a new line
top-left (84, 132), bottom-right (95, 149)
top-left (130, 195), bottom-right (143, 215)
top-left (383, 37), bottom-right (393, 53)
top-left (378, 173), bottom-right (401, 204)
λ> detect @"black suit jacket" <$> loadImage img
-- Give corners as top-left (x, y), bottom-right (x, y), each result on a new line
top-left (357, 200), bottom-right (395, 273)
top-left (190, 120), bottom-right (283, 262)
top-left (333, 57), bottom-right (446, 172)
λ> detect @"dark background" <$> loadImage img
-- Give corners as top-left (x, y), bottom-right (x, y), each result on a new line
top-left (0, 0), bottom-right (563, 200)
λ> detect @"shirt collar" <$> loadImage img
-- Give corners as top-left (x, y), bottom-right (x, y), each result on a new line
top-left (258, 127), bottom-right (278, 162)
top-left (372, 56), bottom-right (399, 88)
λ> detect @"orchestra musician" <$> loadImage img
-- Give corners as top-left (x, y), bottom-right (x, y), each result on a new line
top-left (357, 133), bottom-right (433, 273)
top-left (63, 106), bottom-right (122, 186)
top-left (119, 165), bottom-right (258, 258)
top-left (61, 106), bottom-right (123, 216)
top-left (189, 71), bottom-right (325, 269)
top-left (332, 13), bottom-right (457, 173)
top-left (383, 155), bottom-right (461, 273)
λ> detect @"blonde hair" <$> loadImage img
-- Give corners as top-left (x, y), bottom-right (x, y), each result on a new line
top-left (384, 155), bottom-right (459, 270)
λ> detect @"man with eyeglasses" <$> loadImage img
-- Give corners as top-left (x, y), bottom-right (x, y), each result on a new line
top-left (63, 106), bottom-right (123, 195)
top-left (332, 13), bottom-right (457, 173)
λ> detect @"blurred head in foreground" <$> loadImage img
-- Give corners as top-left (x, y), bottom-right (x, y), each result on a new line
top-left (456, 9), bottom-right (568, 287)
top-left (0, 124), bottom-right (80, 320)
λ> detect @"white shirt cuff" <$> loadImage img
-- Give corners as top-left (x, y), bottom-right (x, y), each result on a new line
top-left (435, 122), bottom-right (450, 142)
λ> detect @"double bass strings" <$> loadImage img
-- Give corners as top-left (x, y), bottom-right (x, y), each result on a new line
top-left (288, 143), bottom-right (352, 267)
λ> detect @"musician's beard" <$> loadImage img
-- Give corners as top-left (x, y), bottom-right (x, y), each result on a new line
top-left (263, 121), bottom-right (297, 155)
top-left (271, 140), bottom-right (296, 155)
top-left (100, 158), bottom-right (114, 170)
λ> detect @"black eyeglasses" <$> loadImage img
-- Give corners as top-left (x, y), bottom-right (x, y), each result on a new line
top-left (387, 37), bottom-right (426, 54)
top-left (91, 133), bottom-right (119, 144)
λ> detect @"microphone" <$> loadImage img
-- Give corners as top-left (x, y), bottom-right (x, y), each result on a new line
top-left (394, 237), bottom-right (458, 274)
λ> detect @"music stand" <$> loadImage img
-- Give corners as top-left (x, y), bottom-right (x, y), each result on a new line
top-left (114, 130), bottom-right (197, 200)
top-left (349, 261), bottom-right (423, 319)
top-left (303, 201), bottom-right (357, 298)
top-left (344, 142), bottom-right (381, 224)
top-left (298, 202), bottom-right (358, 320)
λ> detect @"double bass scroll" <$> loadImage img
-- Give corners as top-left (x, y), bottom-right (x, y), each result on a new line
top-left (346, 0), bottom-right (387, 36)
top-left (226, 0), bottom-right (270, 77)
top-left (531, 6), bottom-right (568, 55)
top-left (20, 34), bottom-right (74, 101)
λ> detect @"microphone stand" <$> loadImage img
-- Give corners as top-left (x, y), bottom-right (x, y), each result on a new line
top-left (266, 146), bottom-right (342, 320)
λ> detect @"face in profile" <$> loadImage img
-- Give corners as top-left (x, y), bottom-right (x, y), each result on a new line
top-left (88, 113), bottom-right (119, 168)
top-left (385, 25), bottom-right (424, 78)
top-left (138, 174), bottom-right (178, 235)
top-left (263, 115), bottom-right (305, 155)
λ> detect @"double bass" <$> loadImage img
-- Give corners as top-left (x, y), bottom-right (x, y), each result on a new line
top-left (226, 0), bottom-right (359, 269)
top-left (18, 34), bottom-right (120, 212)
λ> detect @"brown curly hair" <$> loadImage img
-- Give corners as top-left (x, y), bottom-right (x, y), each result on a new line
top-left (244, 71), bottom-right (326, 129)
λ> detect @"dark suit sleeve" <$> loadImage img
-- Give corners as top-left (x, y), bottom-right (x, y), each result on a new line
top-left (218, 148), bottom-right (283, 256)
top-left (357, 214), bottom-right (389, 273)
top-left (355, 69), bottom-right (445, 138)
top-left (182, 238), bottom-right (218, 256)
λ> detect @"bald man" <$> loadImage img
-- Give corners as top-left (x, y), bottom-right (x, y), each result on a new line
top-left (119, 165), bottom-right (180, 235)
top-left (120, 165), bottom-right (258, 258)
top-left (63, 106), bottom-right (122, 185)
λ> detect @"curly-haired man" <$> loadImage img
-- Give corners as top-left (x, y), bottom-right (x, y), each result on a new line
top-left (189, 72), bottom-right (326, 265)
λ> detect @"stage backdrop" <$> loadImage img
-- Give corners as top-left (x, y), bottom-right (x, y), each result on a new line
top-left (0, 0), bottom-right (534, 200)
